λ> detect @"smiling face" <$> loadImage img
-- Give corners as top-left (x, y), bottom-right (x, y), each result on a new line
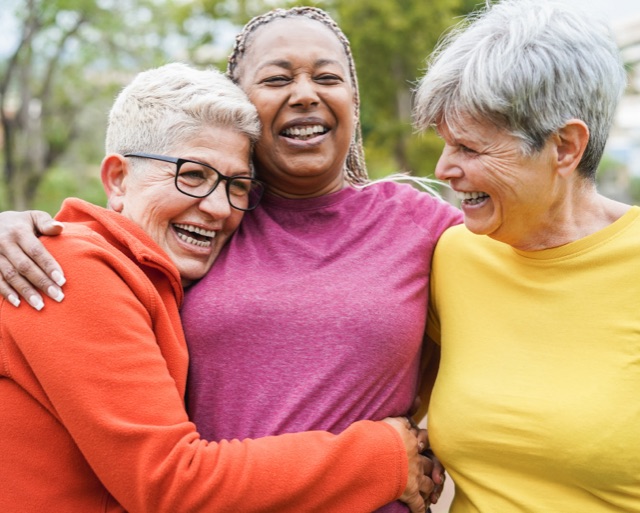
top-left (435, 118), bottom-right (564, 249)
top-left (236, 17), bottom-right (356, 198)
top-left (107, 126), bottom-right (251, 285)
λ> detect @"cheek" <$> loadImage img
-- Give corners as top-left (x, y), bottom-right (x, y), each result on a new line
top-left (227, 211), bottom-right (245, 233)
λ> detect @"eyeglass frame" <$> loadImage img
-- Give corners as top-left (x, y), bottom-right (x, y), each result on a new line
top-left (123, 152), bottom-right (265, 212)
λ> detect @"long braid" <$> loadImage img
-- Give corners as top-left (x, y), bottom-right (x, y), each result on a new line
top-left (227, 7), bottom-right (369, 185)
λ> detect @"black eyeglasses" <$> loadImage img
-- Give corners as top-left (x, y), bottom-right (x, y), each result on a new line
top-left (124, 152), bottom-right (265, 211)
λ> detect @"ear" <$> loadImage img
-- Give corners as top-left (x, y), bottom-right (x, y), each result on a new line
top-left (100, 154), bottom-right (129, 212)
top-left (554, 119), bottom-right (590, 178)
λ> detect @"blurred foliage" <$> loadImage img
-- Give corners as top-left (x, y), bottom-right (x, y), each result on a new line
top-left (0, 0), bottom-right (638, 214)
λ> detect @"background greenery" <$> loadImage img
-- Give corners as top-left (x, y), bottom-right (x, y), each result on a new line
top-left (1, 0), bottom-right (638, 215)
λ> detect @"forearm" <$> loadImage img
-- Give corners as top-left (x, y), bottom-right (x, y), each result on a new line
top-left (1, 234), bottom-right (406, 512)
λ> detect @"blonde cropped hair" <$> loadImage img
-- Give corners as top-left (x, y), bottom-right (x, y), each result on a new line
top-left (106, 63), bottom-right (260, 159)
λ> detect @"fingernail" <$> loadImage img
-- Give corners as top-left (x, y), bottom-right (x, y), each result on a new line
top-left (8, 294), bottom-right (20, 307)
top-left (419, 441), bottom-right (426, 451)
top-left (29, 295), bottom-right (44, 311)
top-left (51, 221), bottom-right (64, 228)
top-left (51, 270), bottom-right (66, 286)
top-left (47, 286), bottom-right (64, 302)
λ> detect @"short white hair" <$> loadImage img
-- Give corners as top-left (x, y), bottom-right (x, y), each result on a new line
top-left (105, 63), bottom-right (260, 157)
top-left (414, 0), bottom-right (627, 180)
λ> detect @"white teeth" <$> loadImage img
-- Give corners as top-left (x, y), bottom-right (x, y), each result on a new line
top-left (174, 223), bottom-right (216, 237)
top-left (455, 191), bottom-right (489, 201)
top-left (282, 125), bottom-right (327, 137)
top-left (173, 223), bottom-right (215, 248)
top-left (176, 232), bottom-right (212, 247)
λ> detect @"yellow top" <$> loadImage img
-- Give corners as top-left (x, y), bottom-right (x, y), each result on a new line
top-left (427, 206), bottom-right (640, 512)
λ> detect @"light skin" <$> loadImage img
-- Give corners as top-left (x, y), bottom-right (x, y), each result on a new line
top-left (0, 19), bottom-right (445, 508)
top-left (237, 18), bottom-right (356, 199)
top-left (435, 116), bottom-right (631, 250)
top-left (106, 126), bottom-right (250, 286)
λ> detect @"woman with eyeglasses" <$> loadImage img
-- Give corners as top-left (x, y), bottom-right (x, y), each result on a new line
top-left (0, 8), bottom-right (458, 512)
top-left (0, 63), bottom-right (435, 513)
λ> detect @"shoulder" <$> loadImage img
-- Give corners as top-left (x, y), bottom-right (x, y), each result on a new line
top-left (361, 179), bottom-right (462, 233)
top-left (41, 224), bottom-right (160, 310)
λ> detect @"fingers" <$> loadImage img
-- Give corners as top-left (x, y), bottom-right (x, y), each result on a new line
top-left (32, 213), bottom-right (65, 237)
top-left (405, 489), bottom-right (427, 513)
top-left (0, 212), bottom-right (66, 309)
top-left (0, 253), bottom-right (65, 310)
top-left (427, 452), bottom-right (446, 504)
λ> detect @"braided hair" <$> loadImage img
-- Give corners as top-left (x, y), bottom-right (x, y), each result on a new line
top-left (227, 6), bottom-right (369, 185)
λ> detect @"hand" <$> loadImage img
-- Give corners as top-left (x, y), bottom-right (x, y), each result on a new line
top-left (406, 415), bottom-right (446, 505)
top-left (0, 210), bottom-right (65, 310)
top-left (383, 417), bottom-right (435, 513)
top-left (424, 448), bottom-right (445, 505)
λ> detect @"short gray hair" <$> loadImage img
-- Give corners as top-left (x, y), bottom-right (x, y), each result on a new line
top-left (106, 63), bottom-right (260, 158)
top-left (414, 0), bottom-right (627, 180)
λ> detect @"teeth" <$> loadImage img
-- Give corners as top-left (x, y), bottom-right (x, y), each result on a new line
top-left (456, 191), bottom-right (489, 201)
top-left (174, 223), bottom-right (216, 237)
top-left (282, 125), bottom-right (327, 137)
top-left (174, 223), bottom-right (215, 248)
top-left (176, 232), bottom-right (212, 247)
top-left (455, 191), bottom-right (489, 206)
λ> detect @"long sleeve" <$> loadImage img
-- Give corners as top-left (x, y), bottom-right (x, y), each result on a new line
top-left (0, 218), bottom-right (407, 513)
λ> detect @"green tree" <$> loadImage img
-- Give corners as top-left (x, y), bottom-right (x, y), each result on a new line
top-left (331, 0), bottom-right (475, 179)
top-left (0, 0), bottom-right (227, 211)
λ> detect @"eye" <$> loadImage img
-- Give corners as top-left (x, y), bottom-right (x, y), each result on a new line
top-left (228, 178), bottom-right (253, 196)
top-left (315, 73), bottom-right (343, 85)
top-left (459, 144), bottom-right (478, 155)
top-left (262, 75), bottom-right (291, 86)
top-left (177, 162), bottom-right (214, 189)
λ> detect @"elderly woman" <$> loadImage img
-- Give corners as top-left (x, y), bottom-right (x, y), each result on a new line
top-left (0, 8), bottom-right (458, 512)
top-left (414, 0), bottom-right (640, 511)
top-left (0, 62), bottom-right (436, 513)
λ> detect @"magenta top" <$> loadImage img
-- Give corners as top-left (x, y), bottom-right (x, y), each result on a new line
top-left (182, 181), bottom-right (461, 512)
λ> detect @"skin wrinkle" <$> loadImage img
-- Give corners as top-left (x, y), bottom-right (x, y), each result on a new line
top-left (227, 7), bottom-right (368, 186)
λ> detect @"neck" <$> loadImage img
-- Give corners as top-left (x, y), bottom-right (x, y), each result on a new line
top-left (508, 185), bottom-right (631, 251)
top-left (263, 176), bottom-right (349, 200)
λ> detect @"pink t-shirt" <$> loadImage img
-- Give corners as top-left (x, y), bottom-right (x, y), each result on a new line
top-left (182, 181), bottom-right (461, 512)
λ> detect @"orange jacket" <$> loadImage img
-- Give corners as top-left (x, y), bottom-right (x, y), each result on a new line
top-left (0, 198), bottom-right (407, 513)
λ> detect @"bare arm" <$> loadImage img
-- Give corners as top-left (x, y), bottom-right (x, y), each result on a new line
top-left (0, 210), bottom-right (65, 309)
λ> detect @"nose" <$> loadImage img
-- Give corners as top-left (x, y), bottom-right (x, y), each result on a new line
top-left (434, 145), bottom-right (463, 182)
top-left (289, 75), bottom-right (320, 108)
top-left (198, 183), bottom-right (232, 219)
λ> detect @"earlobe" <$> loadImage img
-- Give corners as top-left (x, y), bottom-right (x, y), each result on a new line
top-left (101, 154), bottom-right (128, 212)
top-left (555, 119), bottom-right (589, 178)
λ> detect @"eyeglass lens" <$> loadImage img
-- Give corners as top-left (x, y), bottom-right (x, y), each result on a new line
top-left (176, 160), bottom-right (263, 210)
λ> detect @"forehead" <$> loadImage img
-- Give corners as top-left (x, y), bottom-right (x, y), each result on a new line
top-left (243, 17), bottom-right (349, 71)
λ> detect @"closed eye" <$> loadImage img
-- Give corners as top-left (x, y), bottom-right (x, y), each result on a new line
top-left (315, 73), bottom-right (343, 85)
top-left (262, 75), bottom-right (291, 86)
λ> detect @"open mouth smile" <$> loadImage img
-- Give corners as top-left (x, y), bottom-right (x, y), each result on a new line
top-left (281, 124), bottom-right (328, 141)
top-left (456, 191), bottom-right (490, 206)
top-left (173, 223), bottom-right (215, 248)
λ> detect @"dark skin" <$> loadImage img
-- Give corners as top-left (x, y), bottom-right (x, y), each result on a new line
top-left (0, 211), bottom-right (445, 509)
top-left (0, 17), bottom-right (447, 506)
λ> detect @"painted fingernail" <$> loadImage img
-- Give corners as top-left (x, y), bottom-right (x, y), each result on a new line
top-left (47, 286), bottom-right (64, 302)
top-left (51, 270), bottom-right (66, 286)
top-left (51, 221), bottom-right (64, 228)
top-left (419, 441), bottom-right (426, 451)
top-left (29, 295), bottom-right (44, 311)
top-left (7, 294), bottom-right (20, 307)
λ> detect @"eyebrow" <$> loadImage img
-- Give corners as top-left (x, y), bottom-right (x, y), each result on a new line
top-left (256, 58), bottom-right (346, 73)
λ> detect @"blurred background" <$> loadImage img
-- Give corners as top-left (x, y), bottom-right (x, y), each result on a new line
top-left (2, 0), bottom-right (639, 215)
top-left (2, 1), bottom-right (638, 511)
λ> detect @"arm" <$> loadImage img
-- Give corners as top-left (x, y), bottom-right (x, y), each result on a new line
top-left (0, 210), bottom-right (65, 309)
top-left (0, 232), bottom-right (431, 513)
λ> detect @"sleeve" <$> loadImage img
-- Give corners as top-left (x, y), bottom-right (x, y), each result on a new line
top-left (1, 234), bottom-right (408, 513)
